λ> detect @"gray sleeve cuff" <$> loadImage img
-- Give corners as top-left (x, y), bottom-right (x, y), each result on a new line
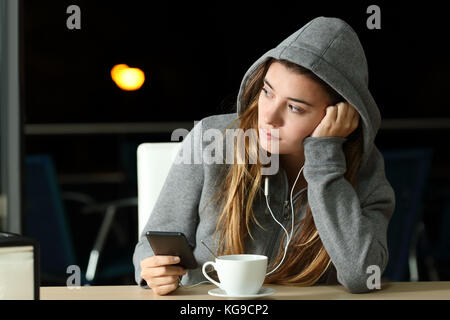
top-left (303, 136), bottom-right (347, 169)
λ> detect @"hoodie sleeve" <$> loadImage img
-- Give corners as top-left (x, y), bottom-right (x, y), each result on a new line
top-left (132, 120), bottom-right (204, 287)
top-left (302, 136), bottom-right (395, 294)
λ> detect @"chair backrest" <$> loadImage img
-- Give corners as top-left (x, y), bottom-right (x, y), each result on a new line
top-left (24, 155), bottom-right (77, 278)
top-left (382, 148), bottom-right (433, 281)
top-left (136, 142), bottom-right (181, 237)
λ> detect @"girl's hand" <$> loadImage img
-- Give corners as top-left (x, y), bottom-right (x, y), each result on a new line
top-left (311, 102), bottom-right (359, 138)
top-left (140, 255), bottom-right (187, 295)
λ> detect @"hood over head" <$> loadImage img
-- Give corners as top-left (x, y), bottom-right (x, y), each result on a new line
top-left (236, 16), bottom-right (380, 165)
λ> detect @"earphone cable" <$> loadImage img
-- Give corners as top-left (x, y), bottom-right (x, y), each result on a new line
top-left (265, 164), bottom-right (304, 276)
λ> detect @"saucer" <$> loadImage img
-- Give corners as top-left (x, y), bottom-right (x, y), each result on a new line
top-left (208, 287), bottom-right (275, 299)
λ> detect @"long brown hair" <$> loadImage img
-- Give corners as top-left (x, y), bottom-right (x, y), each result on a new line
top-left (210, 57), bottom-right (363, 286)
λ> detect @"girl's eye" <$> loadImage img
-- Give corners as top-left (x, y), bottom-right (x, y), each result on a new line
top-left (261, 87), bottom-right (305, 114)
top-left (289, 105), bottom-right (305, 114)
top-left (261, 87), bottom-right (272, 98)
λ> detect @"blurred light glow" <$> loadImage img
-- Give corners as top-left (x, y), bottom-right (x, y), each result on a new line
top-left (111, 64), bottom-right (145, 91)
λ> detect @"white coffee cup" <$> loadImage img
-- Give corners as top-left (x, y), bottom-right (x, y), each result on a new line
top-left (202, 254), bottom-right (268, 296)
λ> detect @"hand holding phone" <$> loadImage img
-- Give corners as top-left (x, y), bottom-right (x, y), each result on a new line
top-left (140, 255), bottom-right (186, 296)
top-left (142, 231), bottom-right (198, 296)
top-left (145, 231), bottom-right (198, 269)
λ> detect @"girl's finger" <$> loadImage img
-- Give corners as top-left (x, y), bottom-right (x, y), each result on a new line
top-left (142, 256), bottom-right (180, 268)
top-left (146, 265), bottom-right (186, 277)
top-left (346, 103), bottom-right (357, 123)
top-left (325, 105), bottom-right (338, 123)
top-left (149, 275), bottom-right (180, 287)
top-left (335, 102), bottom-right (348, 124)
top-left (352, 110), bottom-right (360, 128)
top-left (152, 283), bottom-right (179, 296)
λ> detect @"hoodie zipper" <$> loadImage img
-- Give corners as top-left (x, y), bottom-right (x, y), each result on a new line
top-left (265, 198), bottom-right (296, 265)
top-left (283, 190), bottom-right (306, 220)
top-left (266, 200), bottom-right (303, 259)
top-left (283, 200), bottom-right (290, 220)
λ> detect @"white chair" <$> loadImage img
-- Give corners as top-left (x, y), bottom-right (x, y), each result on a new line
top-left (85, 142), bottom-right (180, 283)
top-left (136, 142), bottom-right (181, 237)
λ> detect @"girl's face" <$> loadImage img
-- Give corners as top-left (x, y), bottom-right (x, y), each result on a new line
top-left (258, 61), bottom-right (332, 155)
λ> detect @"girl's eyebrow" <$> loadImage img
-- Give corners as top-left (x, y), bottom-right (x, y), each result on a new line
top-left (263, 78), bottom-right (314, 107)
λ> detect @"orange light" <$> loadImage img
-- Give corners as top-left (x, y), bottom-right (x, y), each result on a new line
top-left (111, 64), bottom-right (145, 91)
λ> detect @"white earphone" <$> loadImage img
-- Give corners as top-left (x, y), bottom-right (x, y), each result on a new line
top-left (264, 164), bottom-right (304, 275)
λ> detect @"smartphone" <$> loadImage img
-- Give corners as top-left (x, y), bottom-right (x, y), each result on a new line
top-left (145, 231), bottom-right (198, 269)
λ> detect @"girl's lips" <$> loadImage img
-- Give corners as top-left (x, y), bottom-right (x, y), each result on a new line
top-left (261, 129), bottom-right (279, 140)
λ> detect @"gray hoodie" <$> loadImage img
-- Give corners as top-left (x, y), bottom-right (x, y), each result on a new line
top-left (133, 16), bottom-right (395, 294)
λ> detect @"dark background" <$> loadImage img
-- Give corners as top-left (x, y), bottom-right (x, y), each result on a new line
top-left (23, 1), bottom-right (450, 123)
top-left (22, 1), bottom-right (450, 284)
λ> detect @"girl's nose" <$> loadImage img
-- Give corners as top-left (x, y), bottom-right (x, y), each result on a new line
top-left (264, 103), bottom-right (283, 127)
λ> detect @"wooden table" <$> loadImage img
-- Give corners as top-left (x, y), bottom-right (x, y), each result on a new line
top-left (40, 282), bottom-right (450, 300)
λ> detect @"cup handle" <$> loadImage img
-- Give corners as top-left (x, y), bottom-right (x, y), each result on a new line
top-left (202, 261), bottom-right (221, 288)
